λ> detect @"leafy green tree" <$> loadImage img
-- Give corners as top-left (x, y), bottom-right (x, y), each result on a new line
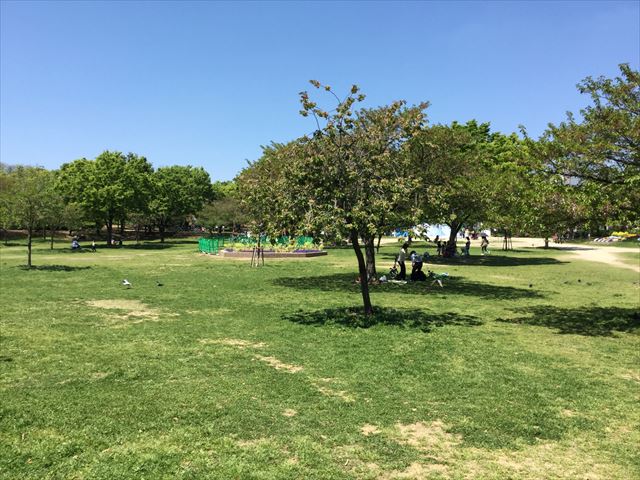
top-left (239, 82), bottom-right (427, 315)
top-left (0, 171), bottom-right (16, 245)
top-left (148, 166), bottom-right (212, 242)
top-left (7, 167), bottom-right (58, 267)
top-left (198, 198), bottom-right (246, 234)
top-left (411, 121), bottom-right (499, 256)
top-left (58, 151), bottom-right (153, 245)
top-left (537, 64), bottom-right (639, 225)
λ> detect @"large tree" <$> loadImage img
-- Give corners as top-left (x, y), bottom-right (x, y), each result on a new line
top-left (58, 151), bottom-right (153, 244)
top-left (148, 165), bottom-right (212, 242)
top-left (537, 64), bottom-right (640, 225)
top-left (411, 121), bottom-right (500, 256)
top-left (239, 82), bottom-right (427, 315)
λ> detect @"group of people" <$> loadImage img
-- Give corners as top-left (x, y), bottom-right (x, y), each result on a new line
top-left (394, 234), bottom-right (491, 280)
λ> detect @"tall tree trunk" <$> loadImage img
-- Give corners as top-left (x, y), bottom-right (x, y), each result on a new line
top-left (42, 226), bottom-right (47, 240)
top-left (364, 236), bottom-right (377, 281)
top-left (159, 223), bottom-right (165, 243)
top-left (50, 228), bottom-right (55, 250)
top-left (27, 227), bottom-right (32, 268)
top-left (445, 222), bottom-right (461, 257)
top-left (120, 219), bottom-right (125, 236)
top-left (106, 219), bottom-right (113, 246)
top-left (350, 231), bottom-right (373, 316)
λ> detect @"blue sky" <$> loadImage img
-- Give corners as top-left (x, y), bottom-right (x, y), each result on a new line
top-left (1, 1), bottom-right (639, 181)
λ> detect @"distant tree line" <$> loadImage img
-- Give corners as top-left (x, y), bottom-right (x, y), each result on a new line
top-left (0, 152), bottom-right (242, 267)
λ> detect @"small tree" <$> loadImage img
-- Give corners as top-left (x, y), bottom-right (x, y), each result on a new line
top-left (8, 167), bottom-right (57, 267)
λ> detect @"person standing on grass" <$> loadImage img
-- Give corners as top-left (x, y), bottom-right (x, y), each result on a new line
top-left (464, 236), bottom-right (471, 256)
top-left (481, 235), bottom-right (489, 255)
top-left (397, 242), bottom-right (408, 280)
top-left (91, 240), bottom-right (96, 252)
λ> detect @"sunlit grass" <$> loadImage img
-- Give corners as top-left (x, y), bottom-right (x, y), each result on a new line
top-left (1, 238), bottom-right (638, 479)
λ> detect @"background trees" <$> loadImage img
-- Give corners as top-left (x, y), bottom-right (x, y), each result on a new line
top-left (148, 166), bottom-right (212, 242)
top-left (536, 64), bottom-right (639, 226)
top-left (411, 121), bottom-right (499, 256)
top-left (58, 152), bottom-right (153, 244)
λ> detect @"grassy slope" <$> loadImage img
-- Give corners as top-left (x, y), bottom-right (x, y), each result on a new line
top-left (0, 239), bottom-right (638, 479)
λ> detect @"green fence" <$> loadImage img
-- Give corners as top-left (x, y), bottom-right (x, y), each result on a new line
top-left (198, 237), bottom-right (225, 254)
top-left (199, 235), bottom-right (314, 254)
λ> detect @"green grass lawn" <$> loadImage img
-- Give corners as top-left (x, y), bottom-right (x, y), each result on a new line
top-left (1, 239), bottom-right (638, 479)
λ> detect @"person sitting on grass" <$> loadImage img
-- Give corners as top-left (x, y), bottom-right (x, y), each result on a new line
top-left (410, 251), bottom-right (427, 281)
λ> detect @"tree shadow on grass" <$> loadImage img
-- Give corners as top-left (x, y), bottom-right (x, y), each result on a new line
top-left (497, 306), bottom-right (640, 336)
top-left (274, 273), bottom-right (544, 300)
top-left (18, 265), bottom-right (92, 272)
top-left (377, 253), bottom-right (567, 268)
top-left (284, 306), bottom-right (483, 332)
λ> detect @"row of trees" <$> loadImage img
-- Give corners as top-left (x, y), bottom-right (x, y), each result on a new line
top-left (236, 65), bottom-right (639, 315)
top-left (0, 152), bottom-right (226, 267)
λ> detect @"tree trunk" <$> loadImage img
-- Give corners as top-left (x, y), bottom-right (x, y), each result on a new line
top-left (50, 228), bottom-right (55, 250)
top-left (445, 222), bottom-right (461, 257)
top-left (159, 223), bottom-right (165, 243)
top-left (42, 226), bottom-right (47, 240)
top-left (544, 237), bottom-right (549, 249)
top-left (106, 219), bottom-right (113, 246)
top-left (120, 219), bottom-right (125, 236)
top-left (376, 233), bottom-right (382, 253)
top-left (350, 231), bottom-right (373, 316)
top-left (364, 236), bottom-right (377, 281)
top-left (27, 227), bottom-right (32, 268)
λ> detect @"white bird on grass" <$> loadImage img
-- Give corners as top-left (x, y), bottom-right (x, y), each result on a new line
top-left (122, 279), bottom-right (132, 288)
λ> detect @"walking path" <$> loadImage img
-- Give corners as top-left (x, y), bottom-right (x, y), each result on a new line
top-left (381, 236), bottom-right (639, 273)
top-left (502, 237), bottom-right (639, 273)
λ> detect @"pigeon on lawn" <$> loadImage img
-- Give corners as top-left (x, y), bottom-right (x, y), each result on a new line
top-left (122, 279), bottom-right (132, 288)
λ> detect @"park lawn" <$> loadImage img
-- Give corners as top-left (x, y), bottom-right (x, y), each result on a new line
top-left (0, 239), bottom-right (638, 479)
top-left (613, 251), bottom-right (640, 267)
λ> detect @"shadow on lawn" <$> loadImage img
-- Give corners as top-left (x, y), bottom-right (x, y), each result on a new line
top-left (274, 273), bottom-right (543, 300)
top-left (285, 306), bottom-right (482, 332)
top-left (18, 265), bottom-right (92, 272)
top-left (497, 306), bottom-right (640, 336)
top-left (377, 253), bottom-right (567, 268)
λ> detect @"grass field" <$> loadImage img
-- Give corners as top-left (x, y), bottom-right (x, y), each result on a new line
top-left (1, 239), bottom-right (639, 479)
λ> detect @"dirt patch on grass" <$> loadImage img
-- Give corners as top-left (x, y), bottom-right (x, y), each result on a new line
top-left (254, 355), bottom-right (303, 373)
top-left (361, 424), bottom-right (381, 436)
top-left (199, 338), bottom-right (266, 349)
top-left (86, 299), bottom-right (165, 323)
top-left (282, 409), bottom-right (297, 417)
top-left (235, 438), bottom-right (271, 448)
top-left (313, 383), bottom-right (355, 402)
top-left (395, 421), bottom-right (461, 451)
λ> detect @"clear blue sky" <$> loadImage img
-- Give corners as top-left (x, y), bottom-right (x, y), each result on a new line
top-left (1, 1), bottom-right (639, 181)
